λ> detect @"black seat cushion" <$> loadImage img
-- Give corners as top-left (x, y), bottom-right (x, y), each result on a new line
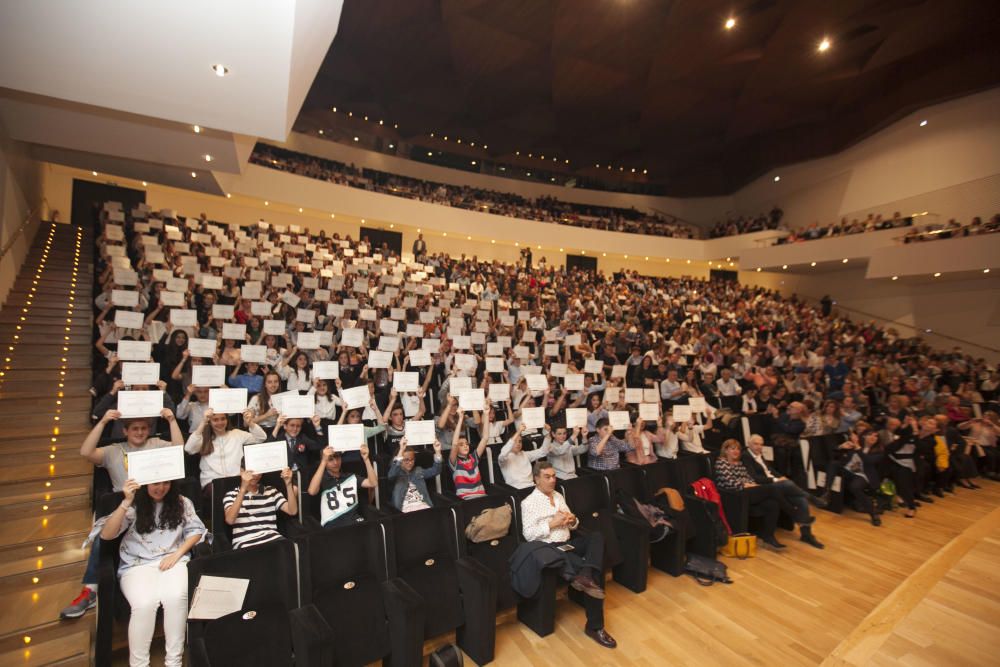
top-left (202, 604), bottom-right (291, 667)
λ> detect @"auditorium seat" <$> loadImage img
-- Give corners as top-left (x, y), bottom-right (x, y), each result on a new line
top-left (208, 472), bottom-right (305, 551)
top-left (604, 465), bottom-right (687, 576)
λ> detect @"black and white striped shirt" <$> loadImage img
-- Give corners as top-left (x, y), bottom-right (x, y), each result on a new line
top-left (222, 485), bottom-right (287, 550)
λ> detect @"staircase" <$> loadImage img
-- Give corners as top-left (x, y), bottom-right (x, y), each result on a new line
top-left (0, 222), bottom-right (94, 666)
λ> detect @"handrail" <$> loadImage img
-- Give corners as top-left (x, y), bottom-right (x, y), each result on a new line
top-left (0, 198), bottom-right (45, 263)
top-left (802, 296), bottom-right (1000, 356)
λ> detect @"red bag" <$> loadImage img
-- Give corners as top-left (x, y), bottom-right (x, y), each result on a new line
top-left (690, 477), bottom-right (732, 535)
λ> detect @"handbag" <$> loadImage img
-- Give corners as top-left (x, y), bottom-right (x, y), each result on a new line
top-left (464, 505), bottom-right (512, 543)
top-left (683, 553), bottom-right (733, 586)
top-left (720, 532), bottom-right (757, 559)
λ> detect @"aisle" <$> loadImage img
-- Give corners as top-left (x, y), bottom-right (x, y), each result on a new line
top-left (0, 222), bottom-right (94, 666)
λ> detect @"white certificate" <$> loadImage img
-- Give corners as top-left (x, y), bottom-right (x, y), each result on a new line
top-left (212, 304), bottom-right (235, 320)
top-left (485, 357), bottom-right (505, 373)
top-left (209, 388), bottom-right (248, 414)
top-left (329, 423), bottom-right (365, 451)
top-left (380, 319), bottom-right (399, 335)
top-left (448, 376), bottom-right (474, 396)
top-left (222, 323), bottom-right (246, 340)
top-left (359, 308), bottom-right (377, 321)
top-left (762, 445), bottom-right (775, 462)
top-left (639, 403), bottom-right (661, 421)
top-left (368, 350), bottom-right (393, 368)
top-left (242, 441), bottom-right (288, 474)
top-left (404, 420), bottom-right (436, 446)
top-left (312, 360), bottom-right (340, 379)
top-left (115, 310), bottom-right (144, 329)
top-left (114, 268), bottom-right (138, 286)
top-left (280, 394), bottom-right (315, 418)
top-left (525, 374), bottom-right (548, 392)
top-left (296, 308), bottom-right (316, 324)
top-left (341, 328), bottom-right (365, 347)
top-left (550, 363), bottom-right (567, 378)
top-left (672, 405), bottom-right (692, 422)
top-left (405, 323), bottom-right (424, 338)
top-left (459, 388), bottom-right (485, 412)
top-left (609, 410), bottom-right (631, 430)
top-left (188, 338), bottom-right (217, 358)
top-left (454, 353), bottom-right (477, 372)
top-left (544, 343), bottom-right (560, 357)
top-left (521, 407), bottom-right (546, 430)
top-left (252, 302), bottom-right (273, 317)
top-left (611, 364), bottom-right (628, 379)
top-left (203, 276), bottom-right (223, 290)
top-left (192, 365), bottom-right (226, 387)
top-left (160, 291), bottom-right (185, 307)
top-left (643, 389), bottom-right (659, 403)
top-left (170, 309), bottom-right (198, 327)
top-left (297, 332), bottom-right (320, 349)
top-left (117, 340), bottom-right (152, 361)
top-left (127, 446), bottom-right (186, 485)
top-left (269, 390), bottom-right (299, 415)
top-left (584, 359), bottom-right (604, 374)
top-left (624, 388), bottom-right (644, 403)
top-left (408, 349), bottom-right (432, 366)
top-left (378, 336), bottom-right (400, 352)
top-left (117, 390), bottom-right (164, 418)
top-left (122, 362), bottom-right (160, 386)
top-left (262, 319), bottom-right (285, 335)
top-left (452, 335), bottom-right (471, 350)
top-left (563, 374), bottom-right (584, 391)
top-left (489, 383), bottom-right (510, 401)
top-left (421, 338), bottom-right (441, 353)
top-left (240, 345), bottom-right (267, 363)
top-left (112, 289), bottom-right (139, 308)
top-left (565, 407), bottom-right (587, 429)
top-left (565, 334), bottom-right (582, 346)
top-left (688, 396), bottom-right (707, 413)
top-left (604, 388), bottom-right (620, 405)
top-left (393, 371), bottom-right (419, 392)
top-left (340, 385), bottom-right (370, 409)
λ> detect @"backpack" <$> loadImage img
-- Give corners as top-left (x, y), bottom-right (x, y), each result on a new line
top-left (690, 477), bottom-right (730, 548)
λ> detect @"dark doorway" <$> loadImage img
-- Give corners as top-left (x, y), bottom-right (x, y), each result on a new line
top-left (71, 179), bottom-right (146, 229)
top-left (710, 268), bottom-right (738, 283)
top-left (360, 226), bottom-right (402, 255)
top-left (566, 254), bottom-right (597, 273)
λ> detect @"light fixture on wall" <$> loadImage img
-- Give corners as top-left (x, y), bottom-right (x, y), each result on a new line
top-left (919, 120), bottom-right (928, 127)
top-left (725, 17), bottom-right (736, 30)
top-left (773, 176), bottom-right (780, 182)
top-left (892, 276), bottom-right (899, 280)
top-left (193, 125), bottom-right (201, 134)
top-left (933, 272), bottom-right (941, 277)
top-left (212, 64), bottom-right (230, 77)
top-left (817, 37), bottom-right (831, 52)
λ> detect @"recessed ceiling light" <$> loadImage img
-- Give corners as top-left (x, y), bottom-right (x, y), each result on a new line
top-left (226, 193), bottom-right (231, 199)
top-left (298, 207), bottom-right (303, 213)
top-left (388, 144), bottom-right (394, 148)
top-left (353, 137), bottom-right (359, 142)
top-left (756, 268), bottom-right (761, 272)
top-left (686, 259), bottom-right (691, 264)
top-left (891, 276), bottom-right (898, 280)
top-left (527, 172), bottom-right (531, 176)
top-left (142, 181), bottom-right (147, 186)
top-left (933, 272), bottom-right (941, 277)
top-left (427, 152), bottom-right (432, 156)
top-left (204, 154), bottom-right (213, 162)
top-left (499, 166), bottom-right (505, 171)
top-left (332, 107), bottom-right (337, 112)
top-left (773, 176), bottom-right (781, 182)
top-left (842, 258), bottom-right (848, 263)
top-left (331, 213), bottom-right (335, 218)
top-left (394, 124), bottom-right (399, 129)
top-left (92, 171), bottom-right (98, 176)
top-left (643, 169), bottom-right (648, 175)
top-left (925, 329), bottom-right (932, 333)
top-left (818, 37), bottom-right (831, 52)
top-left (810, 261), bottom-right (817, 267)
top-left (471, 161), bottom-right (476, 165)
top-left (265, 201), bottom-right (269, 206)
top-left (782, 264), bottom-right (788, 269)
top-left (318, 130), bottom-right (324, 135)
top-left (984, 268), bottom-right (991, 273)
top-left (725, 17), bottom-right (736, 30)
top-left (919, 120), bottom-right (928, 127)
top-left (193, 125), bottom-right (201, 134)
top-left (212, 64), bottom-right (230, 77)
top-left (191, 171), bottom-right (197, 178)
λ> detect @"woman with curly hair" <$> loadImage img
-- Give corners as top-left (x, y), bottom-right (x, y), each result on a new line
top-left (100, 478), bottom-right (206, 667)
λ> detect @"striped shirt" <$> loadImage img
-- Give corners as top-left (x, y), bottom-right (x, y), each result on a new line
top-left (222, 485), bottom-right (287, 550)
top-left (449, 452), bottom-right (486, 500)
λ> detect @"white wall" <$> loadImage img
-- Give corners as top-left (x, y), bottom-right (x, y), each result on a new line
top-left (0, 116), bottom-right (44, 307)
top-left (731, 87), bottom-right (1000, 228)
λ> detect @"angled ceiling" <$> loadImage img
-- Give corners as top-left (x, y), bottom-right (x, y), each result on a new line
top-left (299, 0), bottom-right (1000, 196)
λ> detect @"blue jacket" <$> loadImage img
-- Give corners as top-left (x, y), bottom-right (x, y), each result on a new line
top-left (387, 457), bottom-right (442, 511)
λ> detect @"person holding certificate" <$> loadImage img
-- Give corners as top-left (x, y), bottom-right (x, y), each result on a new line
top-left (277, 349), bottom-right (313, 392)
top-left (387, 438), bottom-right (443, 512)
top-left (448, 411), bottom-right (491, 500)
top-left (587, 418), bottom-right (635, 471)
top-left (271, 415), bottom-right (325, 474)
top-left (99, 479), bottom-right (207, 667)
top-left (184, 409), bottom-right (268, 489)
top-left (223, 463), bottom-right (298, 549)
top-left (246, 371), bottom-right (283, 430)
top-left (498, 425), bottom-right (550, 489)
top-left (307, 444), bottom-right (377, 527)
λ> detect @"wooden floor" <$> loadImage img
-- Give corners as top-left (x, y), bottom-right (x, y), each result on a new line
top-left (491, 483), bottom-right (1000, 667)
top-left (0, 222), bottom-right (93, 667)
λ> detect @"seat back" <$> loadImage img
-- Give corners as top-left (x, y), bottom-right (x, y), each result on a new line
top-left (299, 522), bottom-right (392, 665)
top-left (454, 493), bottom-right (519, 610)
top-left (210, 472), bottom-right (285, 550)
top-left (187, 539), bottom-right (298, 667)
top-left (559, 474), bottom-right (610, 516)
top-left (604, 466), bottom-right (646, 502)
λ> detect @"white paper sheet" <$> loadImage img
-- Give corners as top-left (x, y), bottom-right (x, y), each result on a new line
top-left (240, 345), bottom-right (267, 363)
top-left (192, 365), bottom-right (226, 387)
top-left (639, 403), bottom-right (660, 421)
top-left (170, 309), bottom-right (198, 327)
top-left (115, 310), bottom-right (144, 329)
top-left (459, 388), bottom-right (485, 412)
top-left (209, 388), bottom-right (248, 414)
top-left (565, 407), bottom-right (587, 429)
top-left (393, 371), bottom-right (419, 392)
top-left (222, 323), bottom-right (246, 340)
top-left (488, 383), bottom-right (510, 401)
top-left (340, 385), bottom-right (370, 410)
top-left (329, 423), bottom-right (365, 451)
top-left (609, 410), bottom-right (631, 430)
top-left (127, 445), bottom-right (186, 485)
top-left (340, 328), bottom-right (365, 347)
top-left (117, 390), bottom-right (163, 418)
top-left (312, 360), bottom-right (340, 379)
top-left (117, 340), bottom-right (152, 361)
top-left (404, 420), bottom-right (436, 446)
top-left (242, 441), bottom-right (289, 474)
top-left (122, 362), bottom-right (160, 386)
top-left (188, 575), bottom-right (250, 621)
top-left (521, 406), bottom-right (546, 429)
top-left (187, 338), bottom-right (217, 358)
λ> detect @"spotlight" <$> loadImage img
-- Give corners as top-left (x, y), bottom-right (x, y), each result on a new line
top-left (818, 37), bottom-right (831, 52)
top-left (212, 64), bottom-right (230, 77)
top-left (919, 120), bottom-right (928, 127)
top-left (725, 17), bottom-right (736, 30)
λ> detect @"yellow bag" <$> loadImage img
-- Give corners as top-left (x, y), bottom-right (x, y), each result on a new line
top-left (721, 533), bottom-right (757, 559)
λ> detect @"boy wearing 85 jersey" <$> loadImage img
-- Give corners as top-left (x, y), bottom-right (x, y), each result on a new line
top-left (307, 444), bottom-right (377, 527)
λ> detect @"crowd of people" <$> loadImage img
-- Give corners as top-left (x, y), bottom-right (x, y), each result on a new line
top-left (899, 215), bottom-right (1000, 243)
top-left (251, 144), bottom-right (697, 238)
top-left (708, 208), bottom-right (785, 238)
top-left (72, 200), bottom-right (1000, 662)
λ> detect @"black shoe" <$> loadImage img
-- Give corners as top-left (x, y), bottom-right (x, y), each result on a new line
top-left (800, 515), bottom-right (816, 525)
top-left (585, 627), bottom-right (618, 649)
top-left (945, 486), bottom-right (957, 494)
top-left (913, 500), bottom-right (923, 507)
top-left (933, 489), bottom-right (945, 498)
top-left (871, 514), bottom-right (882, 527)
top-left (808, 494), bottom-right (829, 509)
top-left (763, 537), bottom-right (786, 549)
top-left (571, 574), bottom-right (605, 600)
top-left (800, 532), bottom-right (825, 549)
top-left (917, 494), bottom-right (934, 503)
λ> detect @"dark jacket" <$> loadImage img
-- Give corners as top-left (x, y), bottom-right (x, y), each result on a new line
top-left (741, 450), bottom-right (779, 485)
top-left (509, 541), bottom-right (567, 598)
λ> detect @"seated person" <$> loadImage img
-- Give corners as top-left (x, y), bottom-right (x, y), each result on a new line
top-left (742, 434), bottom-right (826, 548)
top-left (388, 437), bottom-right (443, 513)
top-left (820, 426), bottom-right (883, 526)
top-left (714, 439), bottom-right (787, 549)
top-left (520, 462), bottom-right (616, 649)
top-left (271, 413), bottom-right (325, 474)
top-left (99, 478), bottom-right (206, 667)
top-left (307, 444), bottom-right (377, 527)
top-left (544, 423), bottom-right (588, 480)
top-left (223, 461), bottom-right (298, 549)
top-left (498, 424), bottom-right (550, 488)
top-left (448, 411), bottom-right (491, 499)
top-left (587, 418), bottom-right (634, 470)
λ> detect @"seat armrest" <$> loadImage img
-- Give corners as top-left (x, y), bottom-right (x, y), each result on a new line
top-left (382, 578), bottom-right (424, 666)
top-left (188, 637), bottom-right (211, 667)
top-left (289, 604), bottom-right (335, 667)
top-left (455, 557), bottom-right (498, 665)
top-left (611, 514), bottom-right (650, 593)
top-left (719, 488), bottom-right (749, 534)
top-left (94, 538), bottom-right (119, 667)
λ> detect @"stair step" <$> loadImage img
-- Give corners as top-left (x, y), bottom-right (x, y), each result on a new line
top-left (0, 629), bottom-right (90, 667)
top-left (0, 459), bottom-right (93, 485)
top-left (0, 509), bottom-right (91, 550)
top-left (0, 580), bottom-right (95, 640)
top-left (0, 423), bottom-right (90, 442)
top-left (0, 560), bottom-right (85, 595)
top-left (0, 476), bottom-right (90, 505)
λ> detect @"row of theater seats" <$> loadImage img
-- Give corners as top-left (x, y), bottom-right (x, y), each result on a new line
top-left (94, 454), bottom-right (732, 666)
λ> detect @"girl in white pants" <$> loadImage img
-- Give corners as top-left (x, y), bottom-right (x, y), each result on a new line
top-left (101, 478), bottom-right (206, 667)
